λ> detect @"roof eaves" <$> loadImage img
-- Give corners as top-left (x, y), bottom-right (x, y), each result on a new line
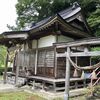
top-left (2, 30), bottom-right (29, 35)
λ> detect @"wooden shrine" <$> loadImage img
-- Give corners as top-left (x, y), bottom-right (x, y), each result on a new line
top-left (0, 3), bottom-right (99, 96)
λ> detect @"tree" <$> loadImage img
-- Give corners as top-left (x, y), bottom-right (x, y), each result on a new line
top-left (7, 0), bottom-right (70, 30)
top-left (88, 7), bottom-right (100, 36)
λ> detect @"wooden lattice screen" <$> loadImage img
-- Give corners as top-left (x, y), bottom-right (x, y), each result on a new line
top-left (38, 49), bottom-right (54, 67)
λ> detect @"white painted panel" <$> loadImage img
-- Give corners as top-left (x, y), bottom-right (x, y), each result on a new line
top-left (32, 40), bottom-right (37, 49)
top-left (58, 35), bottom-right (74, 42)
top-left (38, 35), bottom-right (56, 48)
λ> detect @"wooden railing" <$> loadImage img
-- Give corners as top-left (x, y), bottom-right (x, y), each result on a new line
top-left (89, 66), bottom-right (100, 96)
top-left (91, 66), bottom-right (100, 86)
top-left (93, 78), bottom-right (100, 86)
top-left (94, 65), bottom-right (100, 84)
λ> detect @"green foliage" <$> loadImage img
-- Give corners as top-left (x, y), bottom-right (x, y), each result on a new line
top-left (7, 0), bottom-right (71, 30)
top-left (0, 45), bottom-right (7, 67)
top-left (88, 8), bottom-right (100, 36)
top-left (91, 47), bottom-right (100, 63)
top-left (0, 67), bottom-right (12, 75)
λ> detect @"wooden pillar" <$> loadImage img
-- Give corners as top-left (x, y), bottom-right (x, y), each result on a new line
top-left (64, 47), bottom-right (70, 100)
top-left (90, 57), bottom-right (92, 66)
top-left (35, 40), bottom-right (38, 75)
top-left (54, 46), bottom-right (57, 78)
top-left (15, 51), bottom-right (20, 85)
top-left (53, 82), bottom-right (56, 93)
top-left (3, 50), bottom-right (9, 84)
top-left (75, 56), bottom-right (77, 65)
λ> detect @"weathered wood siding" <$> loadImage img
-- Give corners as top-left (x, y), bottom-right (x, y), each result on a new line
top-left (13, 35), bottom-right (75, 78)
top-left (14, 50), bottom-right (36, 76)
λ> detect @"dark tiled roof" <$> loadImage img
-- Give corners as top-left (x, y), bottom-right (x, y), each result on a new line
top-left (30, 17), bottom-right (51, 30)
top-left (59, 3), bottom-right (81, 20)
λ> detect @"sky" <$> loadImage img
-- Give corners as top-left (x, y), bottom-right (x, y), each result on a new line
top-left (0, 0), bottom-right (17, 33)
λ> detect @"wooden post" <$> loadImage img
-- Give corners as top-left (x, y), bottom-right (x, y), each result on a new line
top-left (90, 78), bottom-right (93, 96)
top-left (15, 51), bottom-right (20, 85)
top-left (75, 81), bottom-right (78, 89)
top-left (3, 50), bottom-right (9, 84)
top-left (32, 80), bottom-right (35, 90)
top-left (54, 46), bottom-right (57, 78)
top-left (84, 46), bottom-right (89, 52)
top-left (83, 79), bottom-right (86, 87)
top-left (53, 82), bottom-right (56, 92)
top-left (64, 47), bottom-right (70, 100)
top-left (15, 65), bottom-right (19, 85)
top-left (75, 56), bottom-right (77, 65)
top-left (42, 81), bottom-right (45, 90)
top-left (35, 40), bottom-right (38, 75)
top-left (90, 57), bottom-right (92, 66)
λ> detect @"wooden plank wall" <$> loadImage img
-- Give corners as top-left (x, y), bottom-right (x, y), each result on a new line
top-left (13, 48), bottom-right (55, 78)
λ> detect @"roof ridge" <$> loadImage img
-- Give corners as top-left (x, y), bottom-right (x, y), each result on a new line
top-left (59, 2), bottom-right (80, 15)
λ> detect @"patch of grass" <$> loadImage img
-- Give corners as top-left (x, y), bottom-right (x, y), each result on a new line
top-left (53, 95), bottom-right (86, 100)
top-left (0, 91), bottom-right (46, 100)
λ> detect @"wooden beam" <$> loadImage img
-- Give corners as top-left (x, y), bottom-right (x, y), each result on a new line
top-left (64, 47), bottom-right (70, 100)
top-left (57, 51), bottom-right (100, 57)
top-left (55, 38), bottom-right (100, 48)
top-left (3, 50), bottom-right (9, 84)
top-left (56, 52), bottom-right (66, 57)
top-left (71, 51), bottom-right (100, 57)
top-left (5, 34), bottom-right (28, 39)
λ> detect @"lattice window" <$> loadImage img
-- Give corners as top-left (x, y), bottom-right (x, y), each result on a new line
top-left (38, 50), bottom-right (46, 67)
top-left (29, 51), bottom-right (36, 67)
top-left (38, 49), bottom-right (54, 67)
top-left (45, 50), bottom-right (54, 67)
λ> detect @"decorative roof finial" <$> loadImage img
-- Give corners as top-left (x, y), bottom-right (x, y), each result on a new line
top-left (72, 2), bottom-right (80, 9)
